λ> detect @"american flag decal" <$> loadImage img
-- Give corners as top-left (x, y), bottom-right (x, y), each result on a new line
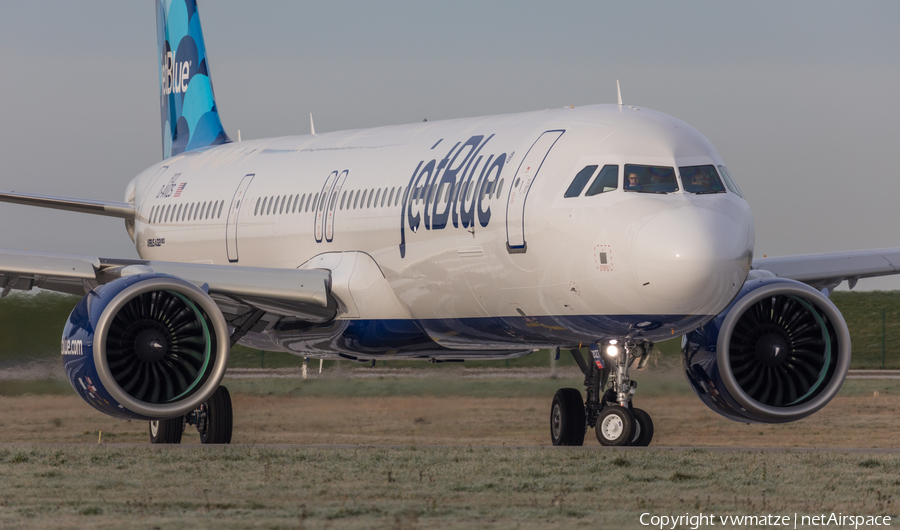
top-left (173, 183), bottom-right (187, 197)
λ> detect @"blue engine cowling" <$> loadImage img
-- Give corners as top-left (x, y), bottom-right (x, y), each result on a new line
top-left (682, 278), bottom-right (851, 424)
top-left (61, 273), bottom-right (230, 421)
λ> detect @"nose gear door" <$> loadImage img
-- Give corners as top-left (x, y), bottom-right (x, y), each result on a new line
top-left (505, 130), bottom-right (564, 253)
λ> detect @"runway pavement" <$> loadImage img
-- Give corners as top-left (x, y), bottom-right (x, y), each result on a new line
top-left (4, 442), bottom-right (900, 452)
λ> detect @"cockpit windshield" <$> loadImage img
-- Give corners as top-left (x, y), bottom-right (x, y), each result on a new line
top-left (680, 165), bottom-right (726, 194)
top-left (624, 164), bottom-right (678, 193)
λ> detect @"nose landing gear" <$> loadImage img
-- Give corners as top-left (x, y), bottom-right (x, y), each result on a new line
top-left (549, 341), bottom-right (654, 447)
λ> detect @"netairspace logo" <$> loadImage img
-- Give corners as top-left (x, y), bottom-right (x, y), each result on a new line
top-left (640, 512), bottom-right (892, 529)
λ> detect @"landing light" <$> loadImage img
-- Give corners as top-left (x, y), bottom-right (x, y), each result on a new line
top-left (606, 345), bottom-right (619, 357)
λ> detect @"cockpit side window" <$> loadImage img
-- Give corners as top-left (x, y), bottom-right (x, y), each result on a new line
top-left (680, 165), bottom-right (726, 194)
top-left (564, 165), bottom-right (598, 198)
top-left (624, 164), bottom-right (678, 193)
top-left (717, 165), bottom-right (744, 198)
top-left (585, 165), bottom-right (619, 196)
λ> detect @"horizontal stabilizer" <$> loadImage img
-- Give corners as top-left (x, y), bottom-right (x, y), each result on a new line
top-left (0, 190), bottom-right (135, 219)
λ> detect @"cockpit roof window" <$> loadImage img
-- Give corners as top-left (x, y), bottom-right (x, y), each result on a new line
top-left (717, 165), bottom-right (744, 198)
top-left (585, 165), bottom-right (618, 196)
top-left (624, 164), bottom-right (678, 193)
top-left (680, 165), bottom-right (726, 194)
top-left (564, 165), bottom-right (598, 198)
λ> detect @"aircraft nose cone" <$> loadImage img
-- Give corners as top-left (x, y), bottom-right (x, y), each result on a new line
top-left (633, 205), bottom-right (752, 315)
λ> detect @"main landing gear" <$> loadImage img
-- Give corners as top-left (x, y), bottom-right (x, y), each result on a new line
top-left (149, 385), bottom-right (233, 444)
top-left (550, 341), bottom-right (654, 447)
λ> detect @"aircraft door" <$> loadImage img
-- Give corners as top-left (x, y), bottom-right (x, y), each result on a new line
top-left (226, 173), bottom-right (255, 263)
top-left (325, 170), bottom-right (349, 242)
top-left (505, 130), bottom-right (565, 253)
top-left (314, 171), bottom-right (338, 243)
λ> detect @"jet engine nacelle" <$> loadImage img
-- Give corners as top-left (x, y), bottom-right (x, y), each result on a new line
top-left (682, 278), bottom-right (851, 423)
top-left (61, 273), bottom-right (230, 421)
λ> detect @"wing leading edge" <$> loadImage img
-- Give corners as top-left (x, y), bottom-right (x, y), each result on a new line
top-left (752, 248), bottom-right (900, 292)
top-left (0, 191), bottom-right (135, 219)
top-left (0, 248), bottom-right (336, 324)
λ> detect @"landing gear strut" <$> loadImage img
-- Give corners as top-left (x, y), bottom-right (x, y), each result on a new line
top-left (549, 341), bottom-right (654, 447)
top-left (149, 385), bottom-right (233, 444)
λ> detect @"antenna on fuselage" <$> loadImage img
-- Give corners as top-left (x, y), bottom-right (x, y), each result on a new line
top-left (617, 80), bottom-right (623, 106)
top-left (237, 129), bottom-right (241, 142)
top-left (310, 113), bottom-right (317, 136)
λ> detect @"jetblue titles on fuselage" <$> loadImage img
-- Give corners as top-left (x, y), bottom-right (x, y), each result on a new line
top-left (399, 134), bottom-right (508, 258)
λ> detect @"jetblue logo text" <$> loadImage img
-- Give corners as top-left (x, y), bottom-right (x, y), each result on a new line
top-left (399, 134), bottom-right (506, 258)
top-left (161, 52), bottom-right (192, 95)
top-left (61, 339), bottom-right (83, 356)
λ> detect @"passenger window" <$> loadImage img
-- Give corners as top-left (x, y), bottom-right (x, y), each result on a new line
top-left (374, 189), bottom-right (382, 208)
top-left (188, 203), bottom-right (194, 220)
top-left (291, 194), bottom-right (298, 213)
top-left (565, 166), bottom-right (597, 198)
top-left (254, 198), bottom-right (260, 216)
top-left (624, 164), bottom-right (678, 193)
top-left (340, 191), bottom-right (347, 210)
top-left (280, 196), bottom-right (287, 214)
top-left (217, 201), bottom-right (224, 218)
top-left (388, 187), bottom-right (395, 206)
top-left (396, 187), bottom-right (403, 206)
top-left (497, 179), bottom-right (504, 198)
top-left (680, 165), bottom-right (726, 194)
top-left (382, 188), bottom-right (389, 207)
top-left (717, 165), bottom-right (744, 198)
top-left (585, 165), bottom-right (619, 196)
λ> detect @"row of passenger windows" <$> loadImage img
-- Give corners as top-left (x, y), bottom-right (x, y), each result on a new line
top-left (147, 178), bottom-right (511, 224)
top-left (148, 200), bottom-right (225, 224)
top-left (564, 164), bottom-right (743, 198)
top-left (252, 178), bottom-right (506, 217)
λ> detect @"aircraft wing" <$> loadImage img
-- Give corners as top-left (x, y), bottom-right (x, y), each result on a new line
top-left (751, 248), bottom-right (900, 291)
top-left (0, 190), bottom-right (135, 219)
top-left (0, 248), bottom-right (336, 329)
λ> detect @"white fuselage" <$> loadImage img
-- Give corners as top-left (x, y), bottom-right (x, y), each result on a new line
top-left (127, 104), bottom-right (754, 357)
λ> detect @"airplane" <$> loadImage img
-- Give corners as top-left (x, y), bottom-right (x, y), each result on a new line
top-left (2, 0), bottom-right (900, 446)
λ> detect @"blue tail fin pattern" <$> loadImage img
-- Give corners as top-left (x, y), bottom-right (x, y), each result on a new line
top-left (157, 0), bottom-right (229, 159)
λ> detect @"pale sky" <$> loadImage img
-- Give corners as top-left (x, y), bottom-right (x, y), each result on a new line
top-left (0, 1), bottom-right (898, 289)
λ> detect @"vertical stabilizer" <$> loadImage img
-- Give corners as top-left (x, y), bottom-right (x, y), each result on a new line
top-left (157, 0), bottom-right (229, 159)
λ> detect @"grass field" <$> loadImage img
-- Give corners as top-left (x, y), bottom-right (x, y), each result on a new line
top-left (3, 370), bottom-right (900, 527)
top-left (1, 445), bottom-right (898, 529)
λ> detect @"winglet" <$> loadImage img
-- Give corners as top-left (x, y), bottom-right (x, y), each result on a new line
top-left (310, 113), bottom-right (316, 136)
top-left (617, 80), bottom-right (623, 106)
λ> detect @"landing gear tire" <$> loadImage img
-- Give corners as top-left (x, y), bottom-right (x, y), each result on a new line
top-left (595, 406), bottom-right (634, 446)
top-left (630, 407), bottom-right (654, 447)
top-left (149, 417), bottom-right (184, 444)
top-left (198, 386), bottom-right (233, 444)
top-left (550, 388), bottom-right (586, 446)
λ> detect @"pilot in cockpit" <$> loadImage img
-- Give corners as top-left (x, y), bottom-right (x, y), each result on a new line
top-left (625, 172), bottom-right (642, 191)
